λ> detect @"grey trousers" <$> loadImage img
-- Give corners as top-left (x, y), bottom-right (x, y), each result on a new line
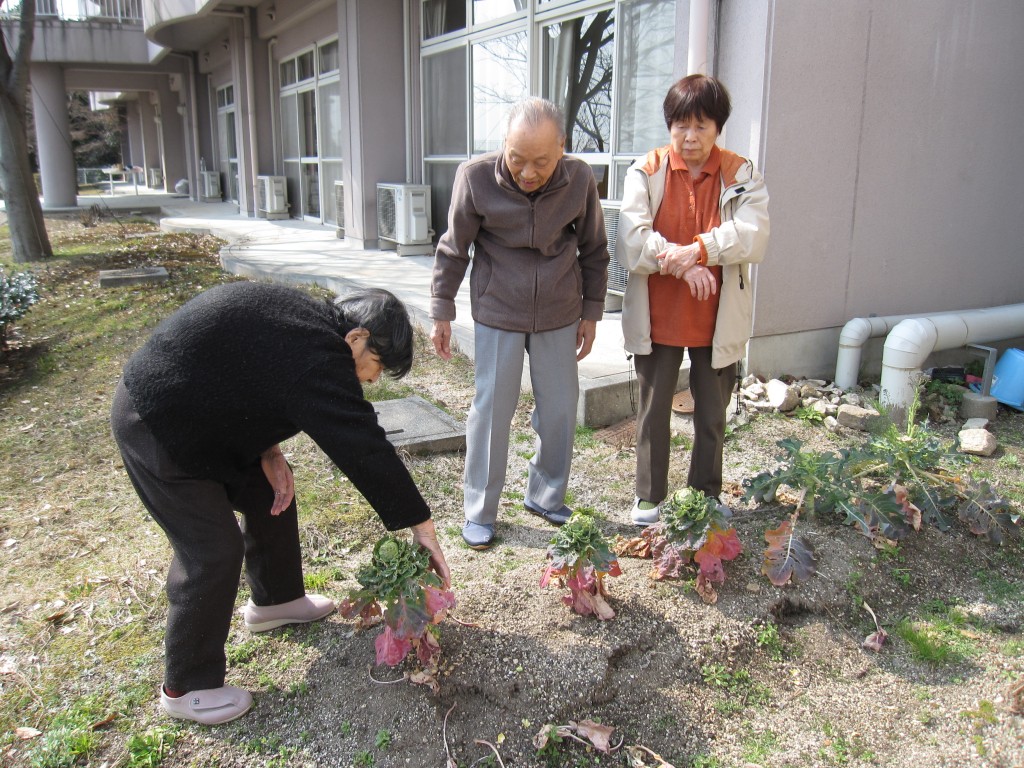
top-left (464, 322), bottom-right (579, 524)
top-left (110, 381), bottom-right (305, 692)
top-left (635, 345), bottom-right (736, 503)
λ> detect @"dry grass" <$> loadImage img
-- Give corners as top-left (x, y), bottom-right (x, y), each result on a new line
top-left (1, 216), bottom-right (1022, 767)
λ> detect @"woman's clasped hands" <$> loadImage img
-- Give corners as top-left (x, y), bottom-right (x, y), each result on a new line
top-left (657, 243), bottom-right (717, 300)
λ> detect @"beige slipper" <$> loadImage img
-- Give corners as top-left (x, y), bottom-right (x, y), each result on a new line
top-left (160, 685), bottom-right (252, 725)
top-left (242, 594), bottom-right (336, 632)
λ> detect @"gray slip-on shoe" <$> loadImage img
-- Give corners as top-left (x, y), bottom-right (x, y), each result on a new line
top-left (524, 500), bottom-right (572, 526)
top-left (462, 521), bottom-right (495, 550)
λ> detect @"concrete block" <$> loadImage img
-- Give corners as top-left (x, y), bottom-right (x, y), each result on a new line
top-left (577, 368), bottom-right (689, 428)
top-left (960, 391), bottom-right (998, 421)
top-left (372, 396), bottom-right (465, 455)
top-left (99, 266), bottom-right (169, 288)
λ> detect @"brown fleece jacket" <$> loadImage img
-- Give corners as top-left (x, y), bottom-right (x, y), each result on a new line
top-left (430, 151), bottom-right (609, 333)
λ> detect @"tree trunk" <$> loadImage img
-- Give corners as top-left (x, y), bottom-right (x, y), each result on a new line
top-left (0, 1), bottom-right (54, 263)
top-left (1, 93), bottom-right (53, 262)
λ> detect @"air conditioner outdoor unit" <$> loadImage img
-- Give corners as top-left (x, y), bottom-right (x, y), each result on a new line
top-left (376, 183), bottom-right (433, 256)
top-left (199, 171), bottom-right (221, 203)
top-left (601, 200), bottom-right (627, 311)
top-left (147, 167), bottom-right (163, 188)
top-left (334, 181), bottom-right (345, 238)
top-left (256, 175), bottom-right (289, 219)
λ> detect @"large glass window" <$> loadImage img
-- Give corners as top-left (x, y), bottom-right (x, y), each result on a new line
top-left (422, 0), bottom-right (678, 209)
top-left (616, 0), bottom-right (678, 153)
top-left (543, 10), bottom-right (615, 153)
top-left (423, 0), bottom-right (467, 39)
top-left (474, 0), bottom-right (527, 25)
top-left (472, 31), bottom-right (528, 153)
top-left (423, 47), bottom-right (468, 155)
top-left (216, 84), bottom-right (238, 203)
top-left (279, 40), bottom-right (339, 222)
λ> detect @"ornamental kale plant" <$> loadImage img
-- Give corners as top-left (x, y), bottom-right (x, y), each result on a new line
top-left (744, 393), bottom-right (1021, 586)
top-left (0, 268), bottom-right (40, 350)
top-left (340, 536), bottom-right (455, 688)
top-left (616, 488), bottom-right (742, 604)
top-left (540, 512), bottom-right (621, 620)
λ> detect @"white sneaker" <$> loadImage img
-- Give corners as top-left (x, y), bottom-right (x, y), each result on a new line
top-left (242, 594), bottom-right (336, 632)
top-left (630, 497), bottom-right (662, 526)
top-left (161, 685), bottom-right (253, 725)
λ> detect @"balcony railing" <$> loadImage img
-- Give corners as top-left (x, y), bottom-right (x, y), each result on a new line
top-left (32, 0), bottom-right (143, 23)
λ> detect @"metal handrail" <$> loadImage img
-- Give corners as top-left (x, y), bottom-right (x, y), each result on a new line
top-left (22, 0), bottom-right (142, 23)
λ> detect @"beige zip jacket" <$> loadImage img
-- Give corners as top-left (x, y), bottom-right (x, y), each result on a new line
top-left (617, 145), bottom-right (770, 369)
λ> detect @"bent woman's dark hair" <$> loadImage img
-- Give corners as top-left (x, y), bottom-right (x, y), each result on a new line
top-left (663, 74), bottom-right (732, 133)
top-left (333, 288), bottom-right (414, 378)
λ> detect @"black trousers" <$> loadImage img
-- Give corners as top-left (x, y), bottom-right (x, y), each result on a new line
top-left (111, 381), bottom-right (305, 691)
top-left (635, 345), bottom-right (736, 503)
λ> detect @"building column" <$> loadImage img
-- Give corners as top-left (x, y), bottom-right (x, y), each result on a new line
top-left (139, 95), bottom-right (162, 188)
top-left (156, 81), bottom-right (188, 195)
top-left (30, 63), bottom-right (77, 208)
top-left (338, 0), bottom-right (408, 248)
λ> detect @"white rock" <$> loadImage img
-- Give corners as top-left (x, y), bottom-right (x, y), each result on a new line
top-left (837, 403), bottom-right (881, 431)
top-left (958, 428), bottom-right (997, 456)
top-left (766, 379), bottom-right (800, 412)
top-left (811, 399), bottom-right (833, 416)
top-left (805, 379), bottom-right (827, 387)
top-left (962, 417), bottom-right (989, 431)
top-left (824, 415), bottom-right (840, 431)
top-left (741, 374), bottom-right (759, 388)
top-left (744, 381), bottom-right (766, 399)
top-left (840, 393), bottom-right (863, 407)
top-left (800, 383), bottom-right (821, 399)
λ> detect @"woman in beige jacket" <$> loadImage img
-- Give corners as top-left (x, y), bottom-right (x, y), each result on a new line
top-left (617, 75), bottom-right (770, 525)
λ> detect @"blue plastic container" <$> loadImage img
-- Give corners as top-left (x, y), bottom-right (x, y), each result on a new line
top-left (990, 348), bottom-right (1024, 410)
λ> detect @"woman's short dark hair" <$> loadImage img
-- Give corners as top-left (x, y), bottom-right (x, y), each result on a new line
top-left (333, 288), bottom-right (414, 378)
top-left (663, 74), bottom-right (732, 133)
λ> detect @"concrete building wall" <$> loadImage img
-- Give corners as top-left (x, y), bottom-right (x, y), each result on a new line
top-left (337, 0), bottom-right (408, 247)
top-left (719, 0), bottom-right (1024, 379)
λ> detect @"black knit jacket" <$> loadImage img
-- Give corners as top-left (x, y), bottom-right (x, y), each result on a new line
top-left (121, 281), bottom-right (429, 531)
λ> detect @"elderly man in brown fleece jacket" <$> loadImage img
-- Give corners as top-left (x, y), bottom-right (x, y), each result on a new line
top-left (429, 97), bottom-right (609, 550)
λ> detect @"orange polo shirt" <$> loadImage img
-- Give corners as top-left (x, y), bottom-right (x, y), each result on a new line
top-left (648, 144), bottom-right (723, 348)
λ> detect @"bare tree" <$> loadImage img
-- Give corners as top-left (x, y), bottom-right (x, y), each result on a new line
top-left (0, 0), bottom-right (53, 262)
top-left (562, 11), bottom-right (614, 153)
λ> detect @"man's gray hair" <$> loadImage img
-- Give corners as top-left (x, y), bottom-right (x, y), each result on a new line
top-left (505, 97), bottom-right (567, 141)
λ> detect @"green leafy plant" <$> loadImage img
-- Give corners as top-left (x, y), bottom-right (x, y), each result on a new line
top-left (0, 267), bottom-right (40, 350)
top-left (540, 512), bottom-right (620, 620)
top-left (616, 488), bottom-right (742, 603)
top-left (126, 727), bottom-right (178, 768)
top-left (340, 535), bottom-right (456, 689)
top-left (744, 396), bottom-right (1021, 586)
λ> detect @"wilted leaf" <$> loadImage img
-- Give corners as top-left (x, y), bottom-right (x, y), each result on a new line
top-left (624, 744), bottom-right (676, 768)
top-left (762, 515), bottom-right (817, 586)
top-left (614, 534), bottom-right (651, 559)
top-left (862, 629), bottom-right (888, 652)
top-left (408, 669), bottom-right (439, 694)
top-left (15, 726), bottom-right (41, 740)
top-left (572, 719), bottom-right (615, 753)
top-left (956, 482), bottom-right (1021, 545)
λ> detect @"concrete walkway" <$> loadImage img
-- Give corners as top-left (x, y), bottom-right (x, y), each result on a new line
top-left (67, 187), bottom-right (663, 426)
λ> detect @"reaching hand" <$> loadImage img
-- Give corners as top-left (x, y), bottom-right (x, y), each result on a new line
top-left (410, 519), bottom-right (451, 588)
top-left (260, 446), bottom-right (295, 516)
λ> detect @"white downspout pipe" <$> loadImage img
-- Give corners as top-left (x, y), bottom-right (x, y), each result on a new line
top-left (688, 0), bottom-right (710, 75)
top-left (836, 310), bottom-right (964, 390)
top-left (879, 304), bottom-right (1024, 420)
